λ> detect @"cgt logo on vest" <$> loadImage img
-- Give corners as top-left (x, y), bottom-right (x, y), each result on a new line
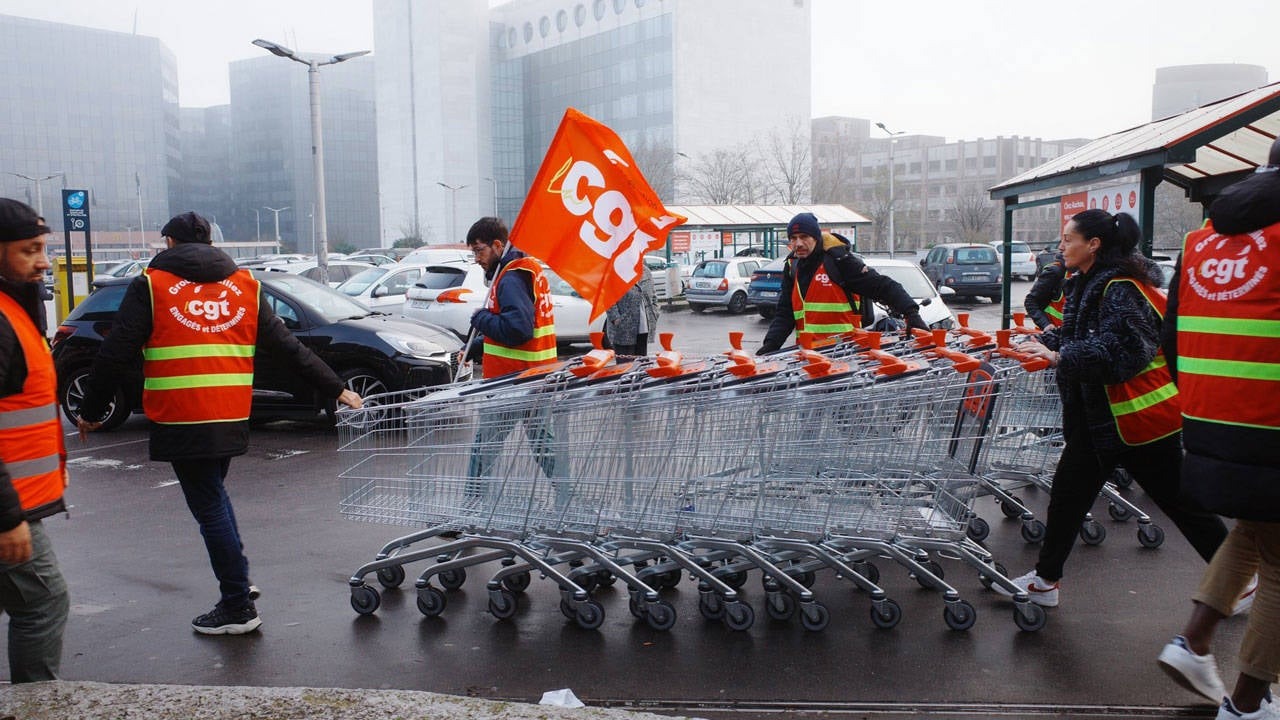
top-left (167, 280), bottom-right (248, 333)
top-left (813, 270), bottom-right (832, 286)
top-left (1187, 232), bottom-right (1271, 302)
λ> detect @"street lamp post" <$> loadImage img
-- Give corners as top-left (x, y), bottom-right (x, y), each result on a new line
top-left (875, 122), bottom-right (905, 258)
top-left (253, 38), bottom-right (369, 284)
top-left (253, 208), bottom-right (261, 242)
top-left (264, 206), bottom-right (290, 254)
top-left (4, 171), bottom-right (63, 218)
top-left (437, 182), bottom-right (468, 243)
top-left (481, 177), bottom-right (497, 217)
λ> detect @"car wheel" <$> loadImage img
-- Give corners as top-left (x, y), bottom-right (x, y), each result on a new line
top-left (757, 307), bottom-right (775, 320)
top-left (59, 366), bottom-right (131, 431)
top-left (689, 303), bottom-right (706, 313)
top-left (727, 292), bottom-right (748, 315)
top-left (339, 367), bottom-right (390, 400)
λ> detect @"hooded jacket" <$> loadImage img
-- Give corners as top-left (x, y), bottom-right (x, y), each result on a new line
top-left (79, 242), bottom-right (344, 461)
top-left (760, 234), bottom-right (922, 352)
top-left (1038, 257), bottom-right (1167, 455)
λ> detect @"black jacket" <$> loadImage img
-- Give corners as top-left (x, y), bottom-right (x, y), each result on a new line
top-left (1039, 259), bottom-right (1166, 455)
top-left (1023, 257), bottom-right (1065, 330)
top-left (79, 243), bottom-right (344, 461)
top-left (761, 237), bottom-right (923, 352)
top-left (0, 277), bottom-right (64, 532)
top-left (1161, 169), bottom-right (1280, 520)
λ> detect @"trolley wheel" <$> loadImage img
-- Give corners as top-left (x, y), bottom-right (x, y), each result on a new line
top-left (501, 571), bottom-right (531, 594)
top-left (698, 593), bottom-right (725, 621)
top-left (488, 589), bottom-right (518, 619)
top-left (560, 597), bottom-right (578, 621)
top-left (978, 561), bottom-right (1008, 591)
top-left (1021, 519), bottom-right (1047, 544)
top-left (799, 602), bottom-right (830, 632)
top-left (765, 592), bottom-right (797, 621)
top-left (1079, 519), bottom-right (1107, 546)
top-left (912, 559), bottom-right (944, 589)
top-left (350, 585), bottom-right (381, 616)
top-left (721, 569), bottom-right (748, 589)
top-left (1111, 467), bottom-right (1134, 489)
top-left (657, 569), bottom-right (684, 590)
top-left (1108, 502), bottom-right (1133, 522)
top-left (870, 599), bottom-right (902, 629)
top-left (417, 586), bottom-right (446, 617)
top-left (644, 600), bottom-right (677, 631)
top-left (1014, 602), bottom-right (1048, 632)
top-left (594, 571), bottom-right (617, 588)
top-left (944, 600), bottom-right (977, 631)
top-left (377, 565), bottom-right (406, 589)
top-left (796, 570), bottom-right (817, 589)
top-left (853, 561), bottom-right (880, 585)
top-left (575, 600), bottom-right (605, 630)
top-left (722, 601), bottom-right (754, 632)
top-left (999, 495), bottom-right (1025, 519)
top-left (628, 593), bottom-right (645, 619)
top-left (1138, 523), bottom-right (1165, 549)
top-left (967, 516), bottom-right (990, 542)
top-left (577, 573), bottom-right (600, 594)
top-left (438, 568), bottom-right (466, 591)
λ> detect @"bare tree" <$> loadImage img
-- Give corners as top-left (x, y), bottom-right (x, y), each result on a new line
top-left (950, 183), bottom-right (997, 244)
top-left (681, 145), bottom-right (759, 205)
top-left (759, 116), bottom-right (811, 204)
top-left (811, 133), bottom-right (859, 205)
top-left (629, 137), bottom-right (676, 203)
top-left (1154, 183), bottom-right (1206, 254)
top-left (863, 166), bottom-right (892, 252)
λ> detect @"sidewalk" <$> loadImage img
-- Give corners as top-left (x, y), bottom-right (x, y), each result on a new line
top-left (2, 681), bottom-right (690, 720)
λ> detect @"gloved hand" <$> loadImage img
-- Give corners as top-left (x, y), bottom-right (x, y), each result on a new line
top-left (905, 312), bottom-right (929, 332)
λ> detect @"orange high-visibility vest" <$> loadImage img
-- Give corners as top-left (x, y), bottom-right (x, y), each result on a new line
top-left (482, 257), bottom-right (557, 378)
top-left (1045, 290), bottom-right (1065, 327)
top-left (143, 268), bottom-right (260, 424)
top-left (1103, 278), bottom-right (1182, 445)
top-left (0, 292), bottom-right (66, 515)
top-left (1175, 221), bottom-right (1280, 432)
top-left (791, 260), bottom-right (859, 348)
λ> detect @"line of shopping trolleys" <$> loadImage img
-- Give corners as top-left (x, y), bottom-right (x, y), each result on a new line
top-left (336, 313), bottom-right (1165, 634)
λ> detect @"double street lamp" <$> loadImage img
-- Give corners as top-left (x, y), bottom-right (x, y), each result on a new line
top-left (875, 122), bottom-right (905, 258)
top-left (264, 205), bottom-right (290, 254)
top-left (437, 182), bottom-right (468, 243)
top-left (252, 38), bottom-right (369, 284)
top-left (4, 171), bottom-right (64, 218)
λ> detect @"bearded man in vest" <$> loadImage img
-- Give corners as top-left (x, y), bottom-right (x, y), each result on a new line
top-left (462, 217), bottom-right (559, 499)
top-left (1156, 139), bottom-right (1280, 720)
top-left (0, 198), bottom-right (69, 681)
top-left (77, 212), bottom-right (361, 635)
top-left (758, 212), bottom-right (928, 354)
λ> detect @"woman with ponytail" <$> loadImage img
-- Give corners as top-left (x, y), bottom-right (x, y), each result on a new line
top-left (997, 209), bottom-right (1228, 609)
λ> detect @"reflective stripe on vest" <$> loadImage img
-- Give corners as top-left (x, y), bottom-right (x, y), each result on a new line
top-left (0, 291), bottom-right (67, 513)
top-left (143, 268), bottom-right (260, 424)
top-left (1175, 222), bottom-right (1280, 431)
top-left (1045, 291), bottom-right (1065, 327)
top-left (791, 260), bottom-right (858, 347)
top-left (482, 257), bottom-right (558, 378)
top-left (1103, 279), bottom-right (1182, 446)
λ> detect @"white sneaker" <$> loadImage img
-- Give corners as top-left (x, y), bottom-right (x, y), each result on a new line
top-left (1217, 693), bottom-right (1279, 719)
top-left (993, 569), bottom-right (1059, 607)
top-left (1233, 574), bottom-right (1259, 616)
top-left (1158, 634), bottom-right (1226, 704)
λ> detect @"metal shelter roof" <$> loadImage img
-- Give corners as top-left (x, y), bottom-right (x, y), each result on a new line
top-left (990, 80), bottom-right (1280, 201)
top-left (665, 204), bottom-right (871, 228)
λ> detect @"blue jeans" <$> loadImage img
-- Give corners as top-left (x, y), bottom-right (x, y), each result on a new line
top-left (172, 458), bottom-right (252, 610)
top-left (0, 519), bottom-right (70, 682)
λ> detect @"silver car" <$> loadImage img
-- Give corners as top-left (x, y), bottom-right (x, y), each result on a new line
top-left (684, 256), bottom-right (765, 314)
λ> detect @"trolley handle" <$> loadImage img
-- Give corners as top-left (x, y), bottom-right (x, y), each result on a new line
top-left (858, 348), bottom-right (911, 376)
top-left (1010, 311), bottom-right (1042, 335)
top-left (927, 346), bottom-right (981, 373)
top-left (994, 328), bottom-right (1052, 371)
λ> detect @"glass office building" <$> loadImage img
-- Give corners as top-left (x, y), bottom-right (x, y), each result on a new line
top-left (0, 14), bottom-right (178, 238)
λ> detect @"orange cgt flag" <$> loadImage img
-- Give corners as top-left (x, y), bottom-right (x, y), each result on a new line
top-left (510, 108), bottom-right (686, 321)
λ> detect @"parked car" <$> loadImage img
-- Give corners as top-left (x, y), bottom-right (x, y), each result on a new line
top-left (684, 256), bottom-right (765, 314)
top-left (51, 272), bottom-right (466, 431)
top-left (402, 261), bottom-right (604, 344)
top-left (990, 241), bottom-right (1038, 280)
top-left (644, 254), bottom-right (683, 301)
top-left (260, 259), bottom-right (374, 287)
top-left (1035, 245), bottom-right (1059, 275)
top-left (920, 243), bottom-right (1003, 302)
top-left (94, 258), bottom-right (149, 282)
top-left (1157, 259), bottom-right (1177, 290)
top-left (746, 256), bottom-right (955, 329)
top-left (398, 246), bottom-right (473, 266)
top-left (342, 252), bottom-right (397, 266)
top-left (335, 262), bottom-right (433, 312)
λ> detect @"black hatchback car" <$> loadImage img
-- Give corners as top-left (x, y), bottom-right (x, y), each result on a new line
top-left (51, 271), bottom-right (467, 430)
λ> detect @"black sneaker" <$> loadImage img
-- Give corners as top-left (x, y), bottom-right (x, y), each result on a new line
top-left (192, 602), bottom-right (262, 635)
top-left (248, 584), bottom-right (261, 601)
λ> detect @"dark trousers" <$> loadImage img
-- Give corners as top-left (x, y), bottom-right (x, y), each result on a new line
top-left (172, 457), bottom-right (252, 609)
top-left (609, 332), bottom-right (649, 357)
top-left (1035, 427), bottom-right (1228, 582)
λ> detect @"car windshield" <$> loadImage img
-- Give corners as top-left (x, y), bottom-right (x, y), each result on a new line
top-left (873, 265), bottom-right (936, 297)
top-left (1006, 242), bottom-right (1031, 254)
top-left (65, 283), bottom-right (129, 320)
top-left (956, 247), bottom-right (997, 264)
top-left (543, 268), bottom-right (581, 298)
top-left (337, 267), bottom-right (388, 295)
top-left (259, 273), bottom-right (374, 322)
top-left (693, 261), bottom-right (727, 278)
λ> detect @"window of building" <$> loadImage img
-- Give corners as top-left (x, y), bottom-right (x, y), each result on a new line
top-left (983, 156), bottom-right (996, 168)
top-left (928, 160), bottom-right (940, 172)
top-left (909, 162), bottom-right (921, 174)
top-left (636, 0), bottom-right (646, 6)
top-left (946, 159), bottom-right (957, 171)
top-left (539, 16), bottom-right (550, 37)
top-left (594, 0), bottom-right (606, 20)
top-left (556, 10), bottom-right (568, 31)
top-left (507, 27), bottom-right (517, 47)
top-left (575, 4), bottom-right (587, 25)
top-left (964, 157), bottom-right (976, 169)
top-left (614, 0), bottom-right (627, 13)
top-left (523, 22), bottom-right (533, 43)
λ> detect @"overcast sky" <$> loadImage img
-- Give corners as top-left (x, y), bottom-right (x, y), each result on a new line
top-left (3, 0), bottom-right (1276, 142)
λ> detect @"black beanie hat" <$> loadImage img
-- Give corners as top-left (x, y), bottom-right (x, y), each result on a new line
top-left (0, 198), bottom-right (51, 242)
top-left (161, 211), bottom-right (212, 244)
top-left (787, 212), bottom-right (821, 241)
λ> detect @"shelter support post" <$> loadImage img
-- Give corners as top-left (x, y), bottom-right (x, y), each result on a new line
top-left (1140, 167), bottom-right (1160, 258)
